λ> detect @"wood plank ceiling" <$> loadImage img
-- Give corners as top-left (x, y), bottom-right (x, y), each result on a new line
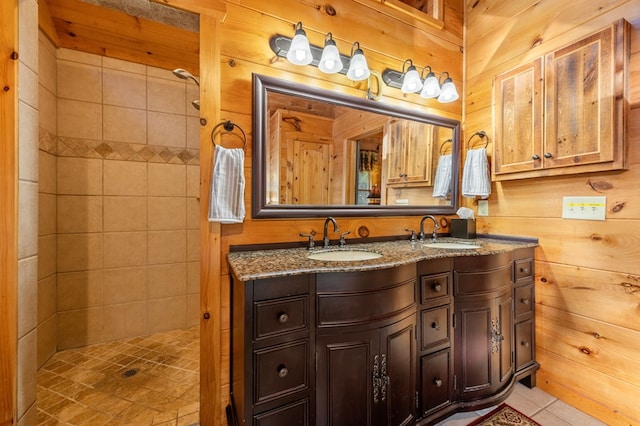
top-left (41, 0), bottom-right (200, 74)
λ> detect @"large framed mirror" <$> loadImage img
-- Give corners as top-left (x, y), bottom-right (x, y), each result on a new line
top-left (252, 73), bottom-right (461, 218)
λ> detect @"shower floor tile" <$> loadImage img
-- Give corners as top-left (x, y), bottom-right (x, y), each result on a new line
top-left (37, 327), bottom-right (200, 425)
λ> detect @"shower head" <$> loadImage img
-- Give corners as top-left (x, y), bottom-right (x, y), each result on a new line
top-left (192, 100), bottom-right (200, 110)
top-left (172, 68), bottom-right (200, 86)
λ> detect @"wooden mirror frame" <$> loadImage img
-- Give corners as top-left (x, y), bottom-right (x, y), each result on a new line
top-left (251, 73), bottom-right (461, 218)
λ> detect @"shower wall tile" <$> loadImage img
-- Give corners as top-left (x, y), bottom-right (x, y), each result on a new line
top-left (104, 196), bottom-right (147, 232)
top-left (57, 60), bottom-right (102, 103)
top-left (57, 157), bottom-right (103, 195)
top-left (186, 165), bottom-right (199, 198)
top-left (148, 230), bottom-right (186, 265)
top-left (57, 270), bottom-right (104, 311)
top-left (57, 195), bottom-right (103, 233)
top-left (103, 301), bottom-right (148, 341)
top-left (148, 296), bottom-right (187, 333)
top-left (186, 116), bottom-right (200, 149)
top-left (38, 151), bottom-right (56, 194)
top-left (103, 56), bottom-right (146, 74)
top-left (103, 267), bottom-right (147, 304)
top-left (57, 98), bottom-right (102, 140)
top-left (39, 85), bottom-right (57, 135)
top-left (18, 0), bottom-right (38, 73)
top-left (103, 105), bottom-right (147, 144)
top-left (148, 77), bottom-right (186, 115)
top-left (187, 293), bottom-right (199, 327)
top-left (186, 83), bottom-right (199, 118)
top-left (187, 230), bottom-right (199, 262)
top-left (148, 262), bottom-right (187, 299)
top-left (37, 314), bottom-right (56, 368)
top-left (148, 111), bottom-right (186, 147)
top-left (103, 231), bottom-right (147, 268)
top-left (18, 256), bottom-right (38, 338)
top-left (19, 102), bottom-right (39, 182)
top-left (146, 66), bottom-right (175, 80)
top-left (148, 196), bottom-right (186, 231)
top-left (186, 198), bottom-right (199, 230)
top-left (38, 193), bottom-right (56, 236)
top-left (38, 33), bottom-right (57, 94)
top-left (58, 307), bottom-right (104, 349)
top-left (104, 160), bottom-right (147, 196)
top-left (148, 163), bottom-right (185, 196)
top-left (57, 48), bottom-right (102, 66)
top-left (103, 68), bottom-right (146, 109)
top-left (57, 233), bottom-right (104, 272)
top-left (37, 235), bottom-right (56, 280)
top-left (38, 274), bottom-right (56, 323)
top-left (18, 181), bottom-right (38, 259)
top-left (186, 261), bottom-right (199, 294)
top-left (17, 328), bottom-right (37, 419)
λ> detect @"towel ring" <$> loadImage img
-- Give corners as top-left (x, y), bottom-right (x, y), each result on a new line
top-left (211, 120), bottom-right (247, 150)
top-left (439, 139), bottom-right (452, 155)
top-left (467, 130), bottom-right (488, 149)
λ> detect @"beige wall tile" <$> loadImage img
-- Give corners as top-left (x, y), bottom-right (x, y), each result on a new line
top-left (186, 197), bottom-right (199, 230)
top-left (103, 68), bottom-right (146, 109)
top-left (103, 56), bottom-right (146, 74)
top-left (147, 77), bottom-right (185, 115)
top-left (103, 105), bottom-right (146, 144)
top-left (17, 329), bottom-right (37, 419)
top-left (103, 231), bottom-right (147, 268)
top-left (17, 403), bottom-right (37, 426)
top-left (57, 48), bottom-right (102, 66)
top-left (148, 163), bottom-right (185, 196)
top-left (186, 261), bottom-right (199, 294)
top-left (103, 266), bottom-right (147, 304)
top-left (57, 60), bottom-right (102, 103)
top-left (38, 32), bottom-right (57, 94)
top-left (186, 83), bottom-right (199, 118)
top-left (103, 302), bottom-right (148, 341)
top-left (18, 62), bottom-right (38, 109)
top-left (18, 0), bottom-right (38, 72)
top-left (186, 165), bottom-right (199, 198)
top-left (146, 66), bottom-right (175, 80)
top-left (103, 160), bottom-right (147, 196)
top-left (38, 151), bottom-right (56, 194)
top-left (37, 315), bottom-right (57, 368)
top-left (19, 102), bottom-right (38, 182)
top-left (38, 274), bottom-right (57, 323)
top-left (38, 235), bottom-right (56, 280)
top-left (39, 85), bottom-right (57, 134)
top-left (18, 181), bottom-right (38, 259)
top-left (57, 98), bottom-right (102, 140)
top-left (187, 293), bottom-right (199, 327)
top-left (57, 157), bottom-right (103, 195)
top-left (186, 116), bottom-right (200, 149)
top-left (147, 111), bottom-right (186, 147)
top-left (57, 195), bottom-right (103, 233)
top-left (148, 196), bottom-right (186, 231)
top-left (57, 233), bottom-right (104, 272)
top-left (148, 296), bottom-right (186, 334)
top-left (148, 230), bottom-right (186, 265)
top-left (147, 263), bottom-right (186, 299)
top-left (103, 196), bottom-right (147, 232)
top-left (57, 270), bottom-right (104, 311)
top-left (57, 307), bottom-right (104, 349)
top-left (18, 256), bottom-right (38, 338)
top-left (186, 230), bottom-right (199, 262)
top-left (38, 193), bottom-right (56, 236)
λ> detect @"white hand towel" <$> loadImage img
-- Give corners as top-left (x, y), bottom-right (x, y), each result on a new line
top-left (208, 145), bottom-right (246, 224)
top-left (432, 154), bottom-right (452, 199)
top-left (462, 147), bottom-right (491, 199)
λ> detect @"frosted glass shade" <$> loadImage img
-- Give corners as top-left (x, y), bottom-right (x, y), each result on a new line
top-left (318, 43), bottom-right (343, 74)
top-left (401, 66), bottom-right (423, 93)
top-left (420, 73), bottom-right (441, 98)
top-left (438, 78), bottom-right (459, 103)
top-left (286, 31), bottom-right (313, 65)
top-left (347, 50), bottom-right (370, 81)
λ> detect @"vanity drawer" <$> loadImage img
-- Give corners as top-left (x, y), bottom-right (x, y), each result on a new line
top-left (255, 295), bottom-right (309, 340)
top-left (454, 265), bottom-right (512, 296)
top-left (515, 320), bottom-right (535, 370)
top-left (254, 340), bottom-right (309, 405)
top-left (420, 349), bottom-right (451, 415)
top-left (514, 258), bottom-right (534, 283)
top-left (420, 273), bottom-right (450, 303)
top-left (514, 284), bottom-right (534, 321)
top-left (420, 305), bottom-right (451, 352)
top-left (253, 398), bottom-right (308, 426)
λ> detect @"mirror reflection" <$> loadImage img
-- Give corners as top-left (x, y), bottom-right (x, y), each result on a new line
top-left (252, 74), bottom-right (461, 218)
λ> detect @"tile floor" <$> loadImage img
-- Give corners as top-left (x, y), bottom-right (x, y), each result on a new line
top-left (36, 327), bottom-right (199, 425)
top-left (436, 381), bottom-right (607, 426)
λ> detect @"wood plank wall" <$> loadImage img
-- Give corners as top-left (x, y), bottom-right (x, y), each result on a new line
top-left (210, 0), bottom-right (464, 422)
top-left (464, 1), bottom-right (640, 424)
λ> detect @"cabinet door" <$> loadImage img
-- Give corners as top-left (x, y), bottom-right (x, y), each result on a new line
top-left (493, 58), bottom-right (543, 175)
top-left (385, 120), bottom-right (433, 186)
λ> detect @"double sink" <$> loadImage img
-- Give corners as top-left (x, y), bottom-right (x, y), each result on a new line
top-left (307, 241), bottom-right (482, 262)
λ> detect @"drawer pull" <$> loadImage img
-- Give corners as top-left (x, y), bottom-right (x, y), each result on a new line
top-left (434, 378), bottom-right (443, 388)
top-left (521, 341), bottom-right (530, 348)
top-left (431, 322), bottom-right (440, 331)
top-left (521, 298), bottom-right (530, 305)
top-left (278, 313), bottom-right (289, 324)
top-left (277, 365), bottom-right (288, 378)
top-left (432, 283), bottom-right (442, 292)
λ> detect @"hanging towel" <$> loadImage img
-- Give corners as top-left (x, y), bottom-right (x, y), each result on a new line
top-left (462, 147), bottom-right (491, 199)
top-left (432, 154), bottom-right (452, 199)
top-left (208, 145), bottom-right (246, 223)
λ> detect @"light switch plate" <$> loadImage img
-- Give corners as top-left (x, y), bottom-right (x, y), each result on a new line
top-left (477, 200), bottom-right (489, 216)
top-left (562, 196), bottom-right (606, 221)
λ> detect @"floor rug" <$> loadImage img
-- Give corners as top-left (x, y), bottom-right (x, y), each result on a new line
top-left (467, 403), bottom-right (542, 426)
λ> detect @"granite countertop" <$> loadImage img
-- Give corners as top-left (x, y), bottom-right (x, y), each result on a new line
top-left (227, 236), bottom-right (538, 281)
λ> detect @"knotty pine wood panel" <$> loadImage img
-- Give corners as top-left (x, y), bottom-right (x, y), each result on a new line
top-left (536, 348), bottom-right (640, 426)
top-left (464, 0), bottom-right (540, 46)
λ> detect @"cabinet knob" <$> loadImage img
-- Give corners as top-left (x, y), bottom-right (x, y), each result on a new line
top-left (278, 313), bottom-right (289, 324)
top-left (521, 298), bottom-right (530, 305)
top-left (532, 154), bottom-right (540, 160)
top-left (520, 267), bottom-right (529, 274)
top-left (277, 365), bottom-right (288, 378)
top-left (434, 378), bottom-right (443, 388)
top-left (521, 341), bottom-right (530, 348)
top-left (431, 322), bottom-right (440, 331)
top-left (432, 283), bottom-right (442, 292)
top-left (544, 152), bottom-right (553, 158)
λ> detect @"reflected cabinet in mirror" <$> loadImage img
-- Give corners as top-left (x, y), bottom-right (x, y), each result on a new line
top-left (252, 74), bottom-right (461, 218)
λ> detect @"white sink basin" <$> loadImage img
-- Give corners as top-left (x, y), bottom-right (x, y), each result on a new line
top-left (307, 249), bottom-right (382, 262)
top-left (423, 242), bottom-right (481, 250)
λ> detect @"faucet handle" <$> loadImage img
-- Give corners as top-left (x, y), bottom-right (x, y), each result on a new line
top-left (299, 230), bottom-right (316, 250)
top-left (404, 228), bottom-right (417, 242)
top-left (339, 230), bottom-right (351, 247)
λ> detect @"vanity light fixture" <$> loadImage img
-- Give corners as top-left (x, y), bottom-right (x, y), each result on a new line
top-left (419, 66), bottom-right (441, 99)
top-left (318, 32), bottom-right (343, 74)
top-left (346, 42), bottom-right (371, 81)
top-left (286, 22), bottom-right (313, 66)
top-left (400, 59), bottom-right (423, 94)
top-left (437, 72), bottom-right (460, 103)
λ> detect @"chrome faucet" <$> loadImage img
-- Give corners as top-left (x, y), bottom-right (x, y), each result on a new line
top-left (323, 217), bottom-right (339, 248)
top-left (419, 215), bottom-right (440, 241)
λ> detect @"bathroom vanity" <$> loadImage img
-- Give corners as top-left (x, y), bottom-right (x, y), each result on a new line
top-left (227, 237), bottom-right (538, 425)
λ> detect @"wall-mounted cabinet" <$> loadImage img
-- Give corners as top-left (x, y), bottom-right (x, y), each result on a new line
top-left (493, 19), bottom-right (629, 181)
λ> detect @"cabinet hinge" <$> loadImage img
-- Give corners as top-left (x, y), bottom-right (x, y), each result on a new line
top-left (453, 375), bottom-right (457, 391)
top-left (452, 313), bottom-right (456, 328)
top-left (415, 391), bottom-right (419, 409)
top-left (315, 352), bottom-right (318, 372)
